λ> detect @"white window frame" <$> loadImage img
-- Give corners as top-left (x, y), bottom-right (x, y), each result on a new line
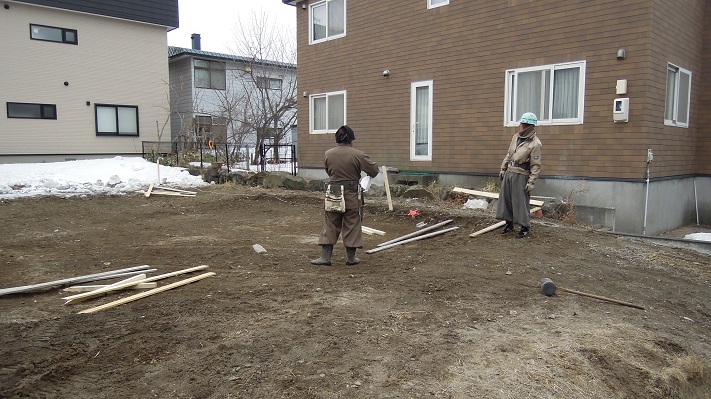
top-left (309, 90), bottom-right (346, 134)
top-left (428, 0), bottom-right (449, 9)
top-left (410, 80), bottom-right (433, 161)
top-left (309, 0), bottom-right (346, 45)
top-left (504, 60), bottom-right (586, 127)
top-left (664, 63), bottom-right (691, 128)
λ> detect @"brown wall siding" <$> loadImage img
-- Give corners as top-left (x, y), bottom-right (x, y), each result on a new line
top-left (647, 0), bottom-right (706, 177)
top-left (699, 1), bottom-right (711, 175)
top-left (296, 0), bottom-right (705, 180)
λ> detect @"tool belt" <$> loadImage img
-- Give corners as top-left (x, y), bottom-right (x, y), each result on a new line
top-left (508, 160), bottom-right (530, 171)
top-left (329, 180), bottom-right (360, 191)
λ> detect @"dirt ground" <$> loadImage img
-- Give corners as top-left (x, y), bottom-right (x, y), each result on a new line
top-left (1, 184), bottom-right (710, 399)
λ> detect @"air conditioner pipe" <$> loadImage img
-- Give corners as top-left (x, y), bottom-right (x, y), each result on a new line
top-left (643, 160), bottom-right (650, 235)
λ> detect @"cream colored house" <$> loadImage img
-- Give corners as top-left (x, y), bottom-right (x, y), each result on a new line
top-left (0, 0), bottom-right (179, 163)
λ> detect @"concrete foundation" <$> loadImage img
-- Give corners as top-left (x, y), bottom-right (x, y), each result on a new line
top-left (299, 167), bottom-right (711, 235)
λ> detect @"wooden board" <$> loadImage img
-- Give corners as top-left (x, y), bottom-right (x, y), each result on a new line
top-left (0, 265), bottom-right (152, 297)
top-left (62, 282), bottom-right (158, 292)
top-left (362, 226), bottom-right (386, 236)
top-left (78, 272), bottom-right (216, 314)
top-left (452, 187), bottom-right (544, 207)
top-left (63, 265), bottom-right (209, 304)
top-left (468, 207), bottom-right (542, 237)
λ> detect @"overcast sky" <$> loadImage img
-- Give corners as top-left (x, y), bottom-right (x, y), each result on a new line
top-left (167, 0), bottom-right (297, 55)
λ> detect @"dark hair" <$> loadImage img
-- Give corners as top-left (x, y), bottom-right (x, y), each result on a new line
top-left (335, 125), bottom-right (356, 143)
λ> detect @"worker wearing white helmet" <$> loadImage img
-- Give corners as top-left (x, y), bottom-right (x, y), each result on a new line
top-left (496, 112), bottom-right (542, 238)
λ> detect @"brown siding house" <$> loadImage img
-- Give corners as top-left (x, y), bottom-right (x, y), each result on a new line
top-left (283, 0), bottom-right (711, 235)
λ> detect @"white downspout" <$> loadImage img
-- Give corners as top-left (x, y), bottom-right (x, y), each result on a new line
top-left (643, 149), bottom-right (653, 235)
top-left (694, 178), bottom-right (700, 225)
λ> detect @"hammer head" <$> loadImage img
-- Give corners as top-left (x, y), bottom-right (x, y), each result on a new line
top-left (540, 278), bottom-right (557, 296)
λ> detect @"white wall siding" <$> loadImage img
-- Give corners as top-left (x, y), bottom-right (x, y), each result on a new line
top-left (0, 2), bottom-right (170, 159)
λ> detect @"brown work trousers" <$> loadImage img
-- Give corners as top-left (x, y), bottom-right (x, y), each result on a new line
top-left (496, 171), bottom-right (531, 228)
top-left (318, 188), bottom-right (363, 248)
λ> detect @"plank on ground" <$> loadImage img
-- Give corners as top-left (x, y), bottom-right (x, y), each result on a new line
top-left (0, 265), bottom-right (152, 297)
top-left (78, 272), bottom-right (216, 314)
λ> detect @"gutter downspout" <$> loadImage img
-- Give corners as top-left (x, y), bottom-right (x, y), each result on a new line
top-left (643, 149), bottom-right (652, 235)
top-left (694, 178), bottom-right (700, 225)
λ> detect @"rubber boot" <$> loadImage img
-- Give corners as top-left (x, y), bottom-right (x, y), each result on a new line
top-left (310, 245), bottom-right (333, 266)
top-left (346, 247), bottom-right (360, 265)
top-left (501, 221), bottom-right (514, 234)
top-left (517, 226), bottom-right (530, 238)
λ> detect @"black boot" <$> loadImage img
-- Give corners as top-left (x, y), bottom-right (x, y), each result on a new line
top-left (517, 226), bottom-right (530, 238)
top-left (346, 247), bottom-right (360, 265)
top-left (311, 245), bottom-right (333, 266)
top-left (501, 221), bottom-right (514, 234)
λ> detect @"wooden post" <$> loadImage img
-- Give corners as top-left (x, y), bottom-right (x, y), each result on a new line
top-left (382, 165), bottom-right (393, 211)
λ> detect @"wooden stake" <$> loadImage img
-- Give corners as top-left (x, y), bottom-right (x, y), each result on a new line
top-left (144, 183), bottom-right (154, 198)
top-left (0, 265), bottom-right (153, 297)
top-left (78, 272), bottom-right (216, 314)
top-left (452, 187), bottom-right (544, 207)
top-left (366, 227), bottom-right (459, 254)
top-left (468, 207), bottom-right (542, 238)
top-left (376, 219), bottom-right (453, 247)
top-left (382, 165), bottom-right (393, 211)
top-left (63, 265), bottom-right (209, 304)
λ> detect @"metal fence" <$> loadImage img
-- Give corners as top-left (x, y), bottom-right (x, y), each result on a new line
top-left (141, 141), bottom-right (297, 175)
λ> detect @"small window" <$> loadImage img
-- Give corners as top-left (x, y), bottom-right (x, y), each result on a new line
top-left (310, 91), bottom-right (346, 134)
top-left (7, 102), bottom-right (57, 119)
top-left (95, 104), bottom-right (139, 136)
top-left (194, 59), bottom-right (226, 90)
top-left (256, 77), bottom-right (283, 90)
top-left (665, 64), bottom-right (691, 128)
top-left (428, 0), bottom-right (449, 9)
top-left (310, 0), bottom-right (346, 44)
top-left (30, 24), bottom-right (78, 44)
top-left (504, 60), bottom-right (586, 126)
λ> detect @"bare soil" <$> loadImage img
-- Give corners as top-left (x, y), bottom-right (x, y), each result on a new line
top-left (1, 185), bottom-right (710, 399)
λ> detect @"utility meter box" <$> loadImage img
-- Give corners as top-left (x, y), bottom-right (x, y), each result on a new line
top-left (613, 98), bottom-right (629, 123)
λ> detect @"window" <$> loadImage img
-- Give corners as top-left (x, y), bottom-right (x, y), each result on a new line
top-left (7, 102), bottom-right (57, 119)
top-left (411, 81), bottom-right (433, 161)
top-left (194, 59), bottom-right (226, 90)
top-left (428, 0), bottom-right (449, 9)
top-left (310, 0), bottom-right (345, 44)
top-left (310, 91), bottom-right (346, 133)
top-left (195, 115), bottom-right (227, 140)
top-left (256, 77), bottom-right (283, 90)
top-left (30, 24), bottom-right (77, 44)
top-left (504, 61), bottom-right (586, 126)
top-left (95, 104), bottom-right (138, 136)
top-left (665, 64), bottom-right (691, 127)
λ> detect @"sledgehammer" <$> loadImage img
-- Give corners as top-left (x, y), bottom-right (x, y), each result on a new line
top-left (539, 278), bottom-right (645, 310)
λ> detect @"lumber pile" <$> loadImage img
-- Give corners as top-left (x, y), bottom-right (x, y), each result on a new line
top-left (140, 183), bottom-right (197, 197)
top-left (0, 265), bottom-right (214, 314)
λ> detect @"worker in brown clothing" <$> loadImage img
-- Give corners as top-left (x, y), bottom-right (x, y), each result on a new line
top-left (311, 125), bottom-right (380, 266)
top-left (496, 112), bottom-right (542, 238)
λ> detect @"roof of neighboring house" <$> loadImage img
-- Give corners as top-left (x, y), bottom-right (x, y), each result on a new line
top-left (168, 47), bottom-right (296, 70)
top-left (281, 1), bottom-right (299, 5)
top-left (12, 0), bottom-right (179, 29)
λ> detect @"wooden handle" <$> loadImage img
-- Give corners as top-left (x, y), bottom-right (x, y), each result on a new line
top-left (559, 287), bottom-right (644, 310)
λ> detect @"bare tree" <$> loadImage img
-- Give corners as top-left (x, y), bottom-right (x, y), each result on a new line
top-left (226, 11), bottom-right (297, 166)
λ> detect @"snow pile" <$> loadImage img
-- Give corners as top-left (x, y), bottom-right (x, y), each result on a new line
top-left (0, 157), bottom-right (206, 199)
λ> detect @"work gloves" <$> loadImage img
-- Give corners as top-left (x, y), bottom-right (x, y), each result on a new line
top-left (526, 182), bottom-right (534, 193)
top-left (499, 170), bottom-right (505, 181)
